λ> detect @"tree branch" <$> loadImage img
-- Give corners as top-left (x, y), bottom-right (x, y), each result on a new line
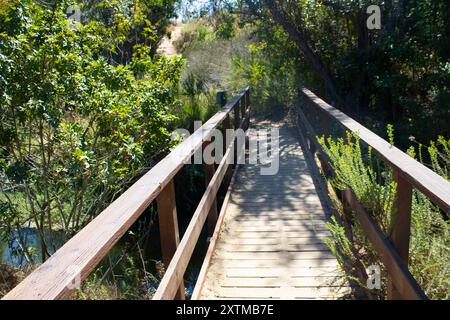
top-left (263, 0), bottom-right (344, 106)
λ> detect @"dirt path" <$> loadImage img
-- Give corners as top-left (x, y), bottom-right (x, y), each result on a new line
top-left (157, 24), bottom-right (184, 57)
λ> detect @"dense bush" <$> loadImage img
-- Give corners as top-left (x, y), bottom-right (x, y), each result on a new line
top-left (0, 0), bottom-right (183, 263)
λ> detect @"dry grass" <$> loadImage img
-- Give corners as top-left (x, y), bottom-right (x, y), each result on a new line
top-left (0, 264), bottom-right (30, 298)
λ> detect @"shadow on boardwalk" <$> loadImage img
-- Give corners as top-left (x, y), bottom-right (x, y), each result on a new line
top-left (196, 112), bottom-right (350, 300)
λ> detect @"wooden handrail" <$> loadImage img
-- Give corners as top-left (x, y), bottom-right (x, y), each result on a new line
top-left (301, 87), bottom-right (450, 214)
top-left (3, 87), bottom-right (250, 300)
top-left (296, 87), bottom-right (449, 300)
top-left (344, 189), bottom-right (427, 299)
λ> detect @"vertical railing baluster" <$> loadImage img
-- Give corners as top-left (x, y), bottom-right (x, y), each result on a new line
top-left (203, 141), bottom-right (218, 237)
top-left (156, 180), bottom-right (185, 300)
top-left (302, 95), bottom-right (315, 155)
top-left (234, 102), bottom-right (241, 165)
top-left (309, 109), bottom-right (317, 156)
top-left (222, 114), bottom-right (230, 156)
top-left (387, 170), bottom-right (413, 299)
top-left (246, 88), bottom-right (250, 109)
top-left (245, 90), bottom-right (251, 130)
top-left (322, 111), bottom-right (329, 138)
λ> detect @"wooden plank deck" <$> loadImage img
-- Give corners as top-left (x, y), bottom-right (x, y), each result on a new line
top-left (193, 118), bottom-right (350, 300)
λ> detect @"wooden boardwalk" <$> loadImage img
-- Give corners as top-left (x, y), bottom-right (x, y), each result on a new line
top-left (6, 87), bottom-right (439, 300)
top-left (194, 118), bottom-right (350, 300)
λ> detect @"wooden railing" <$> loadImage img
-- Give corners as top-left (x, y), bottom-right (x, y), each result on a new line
top-left (3, 87), bottom-right (251, 300)
top-left (296, 87), bottom-right (450, 300)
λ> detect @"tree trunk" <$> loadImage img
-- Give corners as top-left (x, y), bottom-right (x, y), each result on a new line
top-left (264, 0), bottom-right (344, 108)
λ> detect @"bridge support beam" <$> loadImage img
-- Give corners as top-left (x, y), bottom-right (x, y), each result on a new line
top-left (203, 141), bottom-right (219, 237)
top-left (157, 180), bottom-right (185, 300)
top-left (387, 170), bottom-right (413, 300)
top-left (233, 103), bottom-right (241, 166)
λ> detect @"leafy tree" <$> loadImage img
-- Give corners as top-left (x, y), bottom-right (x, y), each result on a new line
top-left (237, 0), bottom-right (449, 145)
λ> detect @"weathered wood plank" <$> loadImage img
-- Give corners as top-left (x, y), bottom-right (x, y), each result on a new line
top-left (153, 134), bottom-right (234, 300)
top-left (233, 219), bottom-right (329, 226)
top-left (191, 153), bottom-right (242, 300)
top-left (221, 237), bottom-right (329, 246)
top-left (216, 243), bottom-right (330, 252)
top-left (225, 266), bottom-right (340, 277)
top-left (220, 276), bottom-right (342, 288)
top-left (154, 108), bottom-right (251, 299)
top-left (156, 180), bottom-right (185, 299)
top-left (227, 231), bottom-right (331, 239)
top-left (232, 224), bottom-right (328, 233)
top-left (388, 170), bottom-right (413, 300)
top-left (229, 208), bottom-right (329, 215)
top-left (203, 141), bottom-right (219, 236)
top-left (215, 251), bottom-right (336, 260)
top-left (214, 287), bottom-right (351, 299)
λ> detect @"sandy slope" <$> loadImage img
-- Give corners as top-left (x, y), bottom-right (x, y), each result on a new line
top-left (157, 24), bottom-right (184, 57)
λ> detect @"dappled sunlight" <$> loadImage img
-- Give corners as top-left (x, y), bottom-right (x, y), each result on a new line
top-left (198, 115), bottom-right (350, 300)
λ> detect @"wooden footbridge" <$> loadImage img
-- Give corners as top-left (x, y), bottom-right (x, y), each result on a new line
top-left (192, 119), bottom-right (348, 299)
top-left (3, 87), bottom-right (450, 300)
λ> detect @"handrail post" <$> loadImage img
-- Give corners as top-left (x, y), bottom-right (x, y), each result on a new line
top-left (246, 88), bottom-right (250, 109)
top-left (245, 90), bottom-right (251, 130)
top-left (302, 95), bottom-right (316, 155)
top-left (322, 111), bottom-right (329, 137)
top-left (233, 102), bottom-right (241, 166)
top-left (203, 141), bottom-right (219, 237)
top-left (223, 113), bottom-right (230, 135)
top-left (234, 100), bottom-right (241, 129)
top-left (387, 170), bottom-right (413, 300)
top-left (156, 180), bottom-right (185, 300)
top-left (222, 114), bottom-right (231, 183)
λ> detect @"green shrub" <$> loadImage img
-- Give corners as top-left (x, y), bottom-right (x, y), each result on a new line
top-left (319, 131), bottom-right (450, 299)
top-left (216, 14), bottom-right (235, 40)
top-left (0, 0), bottom-right (182, 262)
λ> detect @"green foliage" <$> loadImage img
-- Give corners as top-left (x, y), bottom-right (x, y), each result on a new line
top-left (75, 238), bottom-right (163, 300)
top-left (182, 72), bottom-right (206, 98)
top-left (215, 13), bottom-right (235, 39)
top-left (173, 20), bottom-right (216, 53)
top-left (229, 22), bottom-right (298, 114)
top-left (179, 81), bottom-right (220, 128)
top-left (173, 19), bottom-right (245, 123)
top-left (325, 215), bottom-right (357, 271)
top-left (408, 136), bottom-right (450, 181)
top-left (318, 133), bottom-right (396, 232)
top-left (0, 0), bottom-right (182, 262)
top-left (324, 214), bottom-right (383, 297)
top-left (319, 129), bottom-right (450, 299)
top-left (243, 0), bottom-right (450, 146)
